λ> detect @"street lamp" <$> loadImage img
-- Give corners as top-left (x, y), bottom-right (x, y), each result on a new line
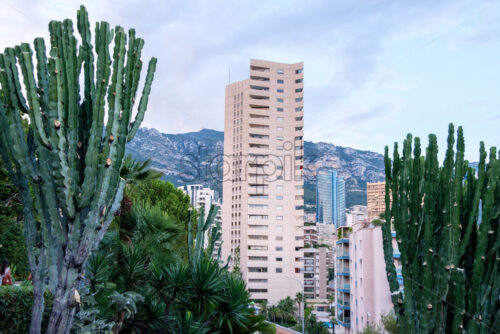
top-left (285, 274), bottom-right (304, 334)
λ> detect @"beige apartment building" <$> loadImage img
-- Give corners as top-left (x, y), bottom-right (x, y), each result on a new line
top-left (222, 59), bottom-right (305, 304)
top-left (366, 182), bottom-right (386, 221)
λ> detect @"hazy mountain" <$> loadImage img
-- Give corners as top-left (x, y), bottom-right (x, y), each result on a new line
top-left (126, 128), bottom-right (385, 208)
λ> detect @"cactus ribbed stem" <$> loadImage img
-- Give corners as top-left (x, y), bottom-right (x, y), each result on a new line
top-left (382, 124), bottom-right (500, 333)
top-left (0, 6), bottom-right (157, 333)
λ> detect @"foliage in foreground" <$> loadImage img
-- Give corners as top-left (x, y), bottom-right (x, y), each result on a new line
top-left (382, 124), bottom-right (500, 333)
top-left (0, 285), bottom-right (53, 334)
top-left (74, 174), bottom-right (270, 333)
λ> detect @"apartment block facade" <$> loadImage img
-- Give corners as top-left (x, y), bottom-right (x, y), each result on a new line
top-left (222, 59), bottom-right (305, 304)
top-left (367, 181), bottom-right (386, 221)
top-left (334, 224), bottom-right (402, 333)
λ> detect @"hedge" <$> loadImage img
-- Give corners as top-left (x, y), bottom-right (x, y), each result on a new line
top-left (0, 285), bottom-right (52, 333)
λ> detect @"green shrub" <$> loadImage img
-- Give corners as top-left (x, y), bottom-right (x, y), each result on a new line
top-left (0, 285), bottom-right (52, 333)
top-left (0, 218), bottom-right (29, 279)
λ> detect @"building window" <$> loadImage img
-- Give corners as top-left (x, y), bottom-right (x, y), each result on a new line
top-left (277, 98), bottom-right (284, 103)
top-left (249, 225), bottom-right (269, 230)
top-left (296, 68), bottom-right (303, 74)
top-left (249, 235), bottom-right (269, 240)
top-left (249, 278), bottom-right (268, 283)
top-left (295, 88), bottom-right (303, 93)
top-left (276, 216), bottom-right (283, 220)
top-left (276, 268), bottom-right (283, 273)
top-left (295, 78), bottom-right (303, 83)
top-left (295, 97), bottom-right (303, 102)
top-left (276, 195), bottom-right (283, 200)
top-left (277, 69), bottom-right (284, 74)
top-left (248, 267), bottom-right (268, 273)
top-left (249, 256), bottom-right (268, 261)
top-left (248, 204), bottom-right (269, 209)
top-left (277, 89), bottom-right (284, 93)
top-left (276, 257), bottom-right (283, 262)
top-left (276, 205), bottom-right (283, 210)
top-left (277, 117), bottom-right (284, 122)
top-left (277, 107), bottom-right (283, 112)
top-left (277, 127), bottom-right (283, 131)
top-left (277, 146), bottom-right (283, 151)
top-left (276, 225), bottom-right (283, 231)
top-left (277, 79), bottom-right (284, 84)
top-left (276, 236), bottom-right (283, 241)
top-left (277, 136), bottom-right (284, 141)
top-left (248, 245), bottom-right (268, 251)
top-left (276, 185), bottom-right (283, 190)
top-left (276, 247), bottom-right (283, 251)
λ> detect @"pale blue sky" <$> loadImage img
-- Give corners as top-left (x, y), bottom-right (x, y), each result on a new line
top-left (0, 0), bottom-right (499, 161)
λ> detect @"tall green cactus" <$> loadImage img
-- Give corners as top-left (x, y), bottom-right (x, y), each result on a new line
top-left (381, 124), bottom-right (500, 333)
top-left (0, 6), bottom-right (156, 334)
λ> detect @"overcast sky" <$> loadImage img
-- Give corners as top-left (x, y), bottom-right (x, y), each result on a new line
top-left (1, 0), bottom-right (499, 161)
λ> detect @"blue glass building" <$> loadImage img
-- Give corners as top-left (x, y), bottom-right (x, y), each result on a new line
top-left (316, 169), bottom-right (346, 228)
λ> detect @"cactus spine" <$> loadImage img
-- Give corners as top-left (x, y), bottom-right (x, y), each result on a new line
top-left (0, 6), bottom-right (156, 334)
top-left (381, 124), bottom-right (500, 333)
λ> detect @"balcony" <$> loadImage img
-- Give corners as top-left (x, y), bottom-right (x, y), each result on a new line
top-left (249, 104), bottom-right (269, 110)
top-left (304, 280), bottom-right (315, 286)
top-left (336, 251), bottom-right (349, 260)
top-left (249, 123), bottom-right (269, 130)
top-left (337, 267), bottom-right (350, 276)
top-left (250, 94), bottom-right (270, 102)
top-left (337, 317), bottom-right (351, 328)
top-left (250, 85), bottom-right (269, 91)
top-left (249, 143), bottom-right (269, 150)
top-left (250, 66), bottom-right (270, 73)
top-left (337, 302), bottom-right (350, 310)
top-left (336, 238), bottom-right (349, 245)
top-left (337, 284), bottom-right (350, 293)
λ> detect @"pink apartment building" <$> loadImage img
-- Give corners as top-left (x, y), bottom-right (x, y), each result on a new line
top-left (222, 59), bottom-right (305, 304)
top-left (335, 223), bottom-right (401, 333)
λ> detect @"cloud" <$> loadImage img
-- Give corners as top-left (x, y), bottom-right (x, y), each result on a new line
top-left (0, 0), bottom-right (498, 159)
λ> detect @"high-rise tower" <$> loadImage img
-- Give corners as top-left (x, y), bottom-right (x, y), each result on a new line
top-left (316, 169), bottom-right (346, 228)
top-left (222, 59), bottom-right (305, 304)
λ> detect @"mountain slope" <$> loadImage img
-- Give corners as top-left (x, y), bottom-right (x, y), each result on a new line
top-left (126, 128), bottom-right (385, 208)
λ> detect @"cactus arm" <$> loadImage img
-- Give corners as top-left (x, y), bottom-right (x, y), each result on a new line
top-left (122, 29), bottom-right (136, 122)
top-left (127, 57), bottom-right (157, 141)
top-left (16, 44), bottom-right (52, 149)
top-left (381, 146), bottom-right (401, 296)
top-left (34, 38), bottom-right (51, 116)
top-left (77, 27), bottom-right (127, 262)
top-left (61, 19), bottom-right (81, 193)
top-left (3, 48), bottom-right (29, 113)
top-left (78, 22), bottom-right (112, 208)
top-left (468, 148), bottom-right (498, 323)
top-left (97, 178), bottom-right (125, 242)
top-left (129, 38), bottom-right (145, 122)
top-left (0, 57), bottom-right (41, 184)
top-left (459, 143), bottom-right (487, 259)
top-left (187, 209), bottom-right (194, 263)
top-left (48, 56), bottom-right (76, 220)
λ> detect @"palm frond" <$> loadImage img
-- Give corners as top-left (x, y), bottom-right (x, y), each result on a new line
top-left (120, 154), bottom-right (163, 184)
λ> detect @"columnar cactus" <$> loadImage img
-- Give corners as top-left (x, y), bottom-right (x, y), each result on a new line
top-left (0, 6), bottom-right (156, 334)
top-left (381, 124), bottom-right (500, 333)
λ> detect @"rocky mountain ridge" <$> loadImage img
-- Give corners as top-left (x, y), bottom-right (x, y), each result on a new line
top-left (126, 127), bottom-right (386, 207)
